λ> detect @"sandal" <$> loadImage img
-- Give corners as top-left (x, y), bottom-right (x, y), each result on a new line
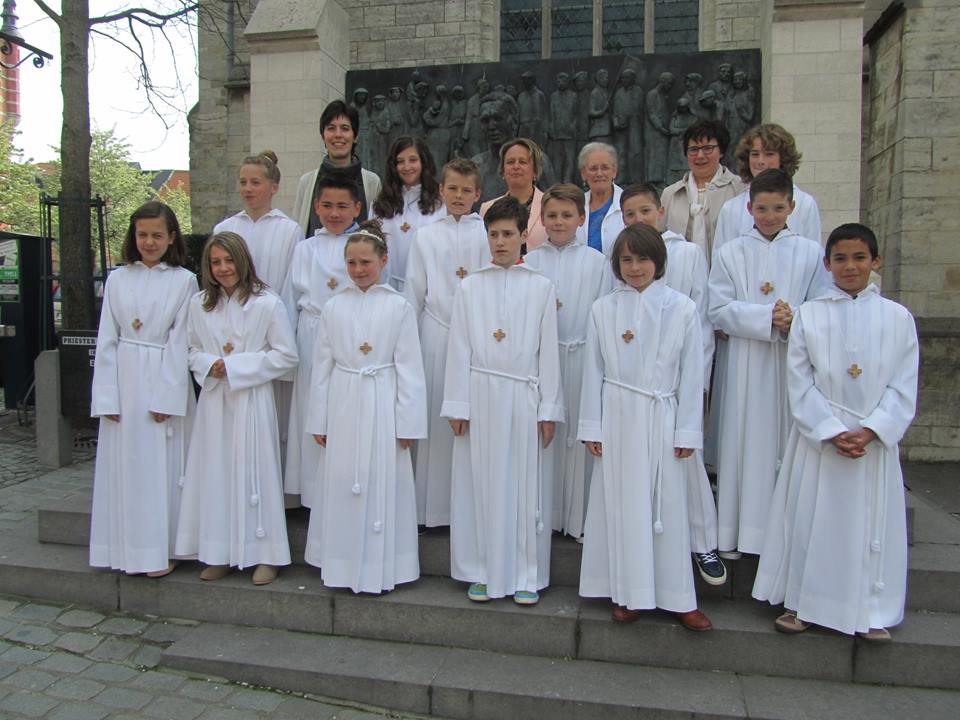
top-left (774, 612), bottom-right (809, 634)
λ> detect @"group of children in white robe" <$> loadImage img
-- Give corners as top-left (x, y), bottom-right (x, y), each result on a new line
top-left (91, 128), bottom-right (918, 641)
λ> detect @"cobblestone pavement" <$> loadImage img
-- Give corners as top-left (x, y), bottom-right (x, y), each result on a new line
top-left (0, 404), bottom-right (425, 720)
top-left (0, 592), bottom-right (424, 720)
top-left (0, 403), bottom-right (95, 492)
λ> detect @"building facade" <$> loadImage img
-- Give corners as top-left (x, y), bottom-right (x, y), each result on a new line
top-left (190, 0), bottom-right (960, 460)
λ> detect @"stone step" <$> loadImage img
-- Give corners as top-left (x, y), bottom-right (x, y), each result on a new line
top-left (5, 522), bottom-right (960, 691)
top-left (35, 494), bottom-right (960, 612)
top-left (161, 621), bottom-right (960, 720)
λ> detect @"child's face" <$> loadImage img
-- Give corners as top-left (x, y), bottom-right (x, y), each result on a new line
top-left (134, 216), bottom-right (174, 268)
top-left (315, 188), bottom-right (362, 235)
top-left (748, 191), bottom-right (795, 240)
top-left (542, 198), bottom-right (584, 247)
top-left (209, 244), bottom-right (239, 294)
top-left (487, 218), bottom-right (526, 268)
top-left (618, 248), bottom-right (657, 292)
top-left (439, 171), bottom-right (481, 218)
top-left (395, 146), bottom-right (423, 188)
top-left (748, 138), bottom-right (781, 178)
top-left (621, 194), bottom-right (664, 231)
top-left (826, 238), bottom-right (880, 296)
top-left (239, 164), bottom-right (278, 213)
top-left (346, 240), bottom-right (387, 291)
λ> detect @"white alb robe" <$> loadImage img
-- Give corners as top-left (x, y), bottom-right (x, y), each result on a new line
top-left (708, 227), bottom-right (830, 555)
top-left (753, 284), bottom-right (917, 634)
top-left (578, 282), bottom-right (704, 612)
top-left (284, 225), bottom-right (355, 508)
top-left (214, 208), bottom-right (303, 462)
top-left (175, 290), bottom-right (299, 569)
top-left (90, 263), bottom-right (198, 574)
top-left (661, 231), bottom-right (718, 553)
top-left (706, 187), bottom-right (822, 466)
top-left (377, 184), bottom-right (446, 292)
top-left (442, 264), bottom-right (564, 598)
top-left (712, 185), bottom-right (822, 263)
top-left (403, 213), bottom-right (490, 526)
top-left (303, 284), bottom-right (427, 592)
top-left (523, 238), bottom-right (612, 538)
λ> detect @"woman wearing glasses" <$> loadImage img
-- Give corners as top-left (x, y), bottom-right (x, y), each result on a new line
top-left (575, 143), bottom-right (625, 257)
top-left (660, 120), bottom-right (744, 264)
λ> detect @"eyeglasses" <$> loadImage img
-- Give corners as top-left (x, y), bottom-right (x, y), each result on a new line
top-left (686, 144), bottom-right (719, 157)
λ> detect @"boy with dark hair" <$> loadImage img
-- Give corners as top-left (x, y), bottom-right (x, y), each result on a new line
top-left (443, 195), bottom-right (564, 606)
top-left (708, 168), bottom-right (829, 561)
top-left (754, 223), bottom-right (917, 642)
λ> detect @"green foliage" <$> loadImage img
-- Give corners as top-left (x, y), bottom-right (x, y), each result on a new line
top-left (161, 183), bottom-right (193, 235)
top-left (0, 127), bottom-right (193, 265)
top-left (0, 123), bottom-right (45, 235)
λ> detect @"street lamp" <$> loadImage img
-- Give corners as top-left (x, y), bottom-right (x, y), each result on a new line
top-left (0, 0), bottom-right (54, 70)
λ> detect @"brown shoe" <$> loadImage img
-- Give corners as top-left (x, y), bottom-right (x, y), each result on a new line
top-left (147, 561), bottom-right (178, 578)
top-left (676, 609), bottom-right (712, 631)
top-left (612, 605), bottom-right (644, 623)
top-left (252, 564), bottom-right (279, 586)
top-left (857, 627), bottom-right (892, 642)
top-left (199, 564), bottom-right (231, 581)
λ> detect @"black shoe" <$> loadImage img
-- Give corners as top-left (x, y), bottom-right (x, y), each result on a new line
top-left (417, 524), bottom-right (427, 536)
top-left (694, 550), bottom-right (727, 586)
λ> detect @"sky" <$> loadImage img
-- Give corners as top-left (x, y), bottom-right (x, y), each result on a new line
top-left (12, 1), bottom-right (198, 171)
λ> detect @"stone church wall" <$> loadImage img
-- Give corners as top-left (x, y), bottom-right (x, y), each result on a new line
top-left (864, 3), bottom-right (960, 460)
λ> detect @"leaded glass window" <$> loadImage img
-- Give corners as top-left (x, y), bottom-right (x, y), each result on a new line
top-left (602, 0), bottom-right (645, 55)
top-left (551, 2), bottom-right (593, 59)
top-left (502, 0), bottom-right (543, 62)
top-left (654, 0), bottom-right (699, 53)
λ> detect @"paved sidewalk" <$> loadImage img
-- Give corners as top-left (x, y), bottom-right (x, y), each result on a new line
top-left (0, 592), bottom-right (428, 720)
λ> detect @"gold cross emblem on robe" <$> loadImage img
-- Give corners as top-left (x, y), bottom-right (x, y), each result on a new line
top-left (401, 222), bottom-right (411, 233)
top-left (760, 282), bottom-right (774, 295)
top-left (131, 318), bottom-right (143, 331)
top-left (360, 342), bottom-right (373, 355)
top-left (622, 329), bottom-right (635, 344)
top-left (327, 277), bottom-right (338, 290)
top-left (493, 328), bottom-right (506, 342)
top-left (456, 266), bottom-right (468, 279)
top-left (847, 363), bottom-right (862, 379)
top-left (222, 342), bottom-right (234, 355)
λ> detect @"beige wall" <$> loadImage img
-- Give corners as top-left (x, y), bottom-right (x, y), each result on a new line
top-left (699, 0), bottom-right (764, 51)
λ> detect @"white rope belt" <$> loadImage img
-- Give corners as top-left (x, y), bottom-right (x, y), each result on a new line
top-left (603, 376), bottom-right (676, 535)
top-left (119, 337), bottom-right (165, 350)
top-left (827, 396), bottom-right (887, 593)
top-left (558, 339), bottom-right (585, 447)
top-left (470, 364), bottom-right (545, 534)
top-left (336, 362), bottom-right (396, 534)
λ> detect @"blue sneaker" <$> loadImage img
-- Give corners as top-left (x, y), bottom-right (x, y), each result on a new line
top-left (514, 590), bottom-right (540, 605)
top-left (467, 583), bottom-right (490, 602)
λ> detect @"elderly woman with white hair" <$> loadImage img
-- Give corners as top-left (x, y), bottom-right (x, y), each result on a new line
top-left (575, 142), bottom-right (624, 256)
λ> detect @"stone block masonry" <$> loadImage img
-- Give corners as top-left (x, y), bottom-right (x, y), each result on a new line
top-left (343, 0), bottom-right (498, 71)
top-left (864, 2), bottom-right (960, 460)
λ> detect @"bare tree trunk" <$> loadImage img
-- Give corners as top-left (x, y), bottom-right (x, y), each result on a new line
top-left (59, 1), bottom-right (95, 329)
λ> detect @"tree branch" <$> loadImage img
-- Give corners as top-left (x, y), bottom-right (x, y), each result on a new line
top-left (31, 0), bottom-right (62, 27)
top-left (89, 3), bottom-right (198, 28)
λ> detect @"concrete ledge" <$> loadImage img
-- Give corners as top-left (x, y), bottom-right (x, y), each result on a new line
top-left (163, 622), bottom-right (960, 720)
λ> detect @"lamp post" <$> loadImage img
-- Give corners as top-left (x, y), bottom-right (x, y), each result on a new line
top-left (0, 0), bottom-right (54, 69)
